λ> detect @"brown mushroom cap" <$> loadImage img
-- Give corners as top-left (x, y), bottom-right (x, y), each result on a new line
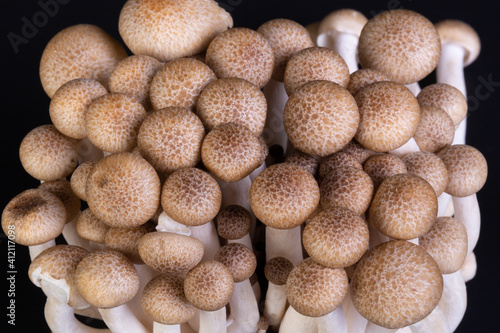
top-left (161, 168), bottom-right (221, 226)
top-left (319, 152), bottom-right (363, 179)
top-left (70, 161), bottom-right (97, 202)
top-left (350, 240), bottom-right (443, 328)
top-left (303, 207), bottom-right (369, 268)
top-left (2, 189), bottom-right (66, 246)
top-left (284, 151), bottom-right (320, 176)
top-left (75, 208), bottom-right (110, 243)
top-left (402, 152), bottom-right (449, 197)
top-left (413, 105), bottom-right (455, 153)
top-left (75, 249), bottom-right (140, 308)
top-left (363, 154), bottom-right (407, 190)
top-left (118, 0), bottom-right (233, 62)
top-left (196, 78), bottom-right (267, 135)
top-left (215, 243), bottom-right (257, 283)
top-left (283, 47), bottom-right (350, 96)
top-left (184, 260), bottom-right (234, 311)
top-left (141, 274), bottom-right (197, 325)
top-left (105, 222), bottom-right (156, 264)
top-left (264, 257), bottom-right (295, 286)
top-left (250, 163), bottom-right (320, 229)
top-left (215, 205), bottom-right (252, 240)
top-left (417, 83), bottom-right (468, 128)
top-left (205, 27), bottom-right (275, 89)
top-left (20, 125), bottom-right (78, 182)
top-left (368, 174), bottom-right (438, 240)
top-left (49, 79), bottom-right (108, 139)
top-left (40, 24), bottom-right (127, 97)
top-left (286, 258), bottom-right (348, 317)
top-left (347, 68), bottom-right (390, 96)
top-left (354, 81), bottom-right (421, 152)
top-left (150, 58), bottom-right (216, 111)
top-left (358, 9), bottom-right (441, 84)
top-left (437, 144), bottom-right (488, 197)
top-left (341, 140), bottom-right (378, 164)
top-left (435, 20), bottom-right (481, 66)
top-left (138, 231), bottom-right (204, 276)
top-left (38, 179), bottom-right (81, 223)
top-left (86, 152), bottom-right (161, 228)
top-left (318, 9), bottom-right (368, 37)
top-left (257, 19), bottom-right (314, 81)
top-left (137, 107), bottom-right (205, 174)
top-left (283, 80), bottom-right (359, 157)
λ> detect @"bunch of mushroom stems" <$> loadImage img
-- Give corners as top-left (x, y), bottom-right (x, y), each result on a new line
top-left (2, 2), bottom-right (490, 333)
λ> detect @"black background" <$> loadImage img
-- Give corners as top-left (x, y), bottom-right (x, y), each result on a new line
top-left (1, 0), bottom-right (499, 332)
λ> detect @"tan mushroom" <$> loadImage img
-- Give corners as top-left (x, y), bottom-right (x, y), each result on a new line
top-left (215, 205), bottom-right (253, 250)
top-left (70, 161), bottom-right (97, 202)
top-left (402, 151), bottom-right (449, 198)
top-left (75, 208), bottom-right (110, 251)
top-left (319, 152), bottom-right (363, 179)
top-left (104, 222), bottom-right (155, 265)
top-left (284, 150), bottom-right (320, 176)
top-left (341, 140), bottom-right (378, 165)
top-left (413, 105), bottom-right (455, 153)
top-left (363, 153), bottom-right (407, 191)
top-left (347, 68), bottom-right (390, 96)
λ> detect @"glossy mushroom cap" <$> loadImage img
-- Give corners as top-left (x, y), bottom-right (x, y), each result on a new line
top-left (75, 208), bottom-right (110, 243)
top-left (264, 257), bottom-right (295, 286)
top-left (350, 240), bottom-right (443, 328)
top-left (250, 163), bottom-right (320, 229)
top-left (319, 152), bottom-right (363, 179)
top-left (347, 68), bottom-right (390, 96)
top-left (105, 222), bottom-right (155, 264)
top-left (284, 151), bottom-right (319, 176)
top-left (417, 83), bottom-right (468, 128)
top-left (70, 161), bottom-right (97, 201)
top-left (318, 9), bottom-right (368, 37)
top-left (216, 205), bottom-right (253, 240)
top-left (358, 9), bottom-right (441, 84)
top-left (363, 154), bottom-right (407, 190)
top-left (118, 0), bottom-right (233, 62)
top-left (286, 258), bottom-right (348, 317)
top-left (413, 105), bottom-right (455, 153)
top-left (2, 189), bottom-right (66, 246)
top-left (402, 152), bottom-right (449, 197)
top-left (435, 20), bottom-right (481, 66)
top-left (38, 179), bottom-right (81, 223)
top-left (215, 243), bottom-right (257, 283)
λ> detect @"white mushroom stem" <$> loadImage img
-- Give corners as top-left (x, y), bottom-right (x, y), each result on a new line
top-left (265, 226), bottom-right (303, 265)
top-left (389, 138), bottom-right (420, 157)
top-left (131, 264), bottom-right (158, 331)
top-left (263, 282), bottom-right (288, 328)
top-left (453, 194), bottom-right (480, 256)
top-left (279, 306), bottom-right (318, 333)
top-left (252, 278), bottom-right (261, 304)
top-left (99, 304), bottom-right (151, 333)
top-left (342, 288), bottom-right (367, 333)
top-left (438, 271), bottom-right (467, 332)
top-left (262, 79), bottom-right (289, 156)
top-left (188, 221), bottom-right (221, 261)
top-left (437, 193), bottom-right (453, 217)
top-left (153, 322), bottom-right (180, 333)
top-left (227, 280), bottom-right (260, 333)
top-left (62, 217), bottom-right (91, 251)
top-left (460, 251), bottom-right (477, 282)
top-left (198, 307), bottom-right (227, 333)
top-left (29, 240), bottom-right (56, 261)
top-left (364, 322), bottom-right (398, 333)
top-left (317, 31), bottom-right (359, 73)
top-left (315, 306), bottom-right (348, 333)
top-left (409, 306), bottom-right (451, 333)
top-left (249, 161), bottom-right (267, 183)
top-left (404, 82), bottom-right (421, 96)
top-left (227, 234), bottom-right (253, 251)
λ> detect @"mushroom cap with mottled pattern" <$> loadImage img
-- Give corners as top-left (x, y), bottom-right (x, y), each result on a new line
top-left (76, 208), bottom-right (110, 243)
top-left (250, 163), bottom-right (320, 229)
top-left (118, 0), bottom-right (232, 62)
top-left (341, 140), bottom-right (378, 164)
top-left (257, 19), bottom-right (314, 81)
top-left (435, 20), bottom-right (481, 66)
top-left (354, 81), bottom-right (421, 152)
top-left (414, 105), bottom-right (455, 153)
top-left (70, 161), bottom-right (97, 202)
top-left (184, 260), bottom-right (234, 311)
top-left (368, 174), bottom-right (437, 240)
top-left (437, 144), bottom-right (488, 197)
top-left (284, 151), bottom-right (319, 176)
top-left (417, 83), bottom-right (468, 128)
top-left (141, 274), bottom-right (197, 325)
top-left (216, 205), bottom-right (252, 240)
top-left (161, 168), bottom-right (221, 226)
top-left (363, 154), bottom-right (407, 190)
top-left (264, 257), bottom-right (294, 286)
top-left (350, 240), bottom-right (443, 328)
top-left (75, 250), bottom-right (140, 308)
top-left (29, 245), bottom-right (90, 309)
top-left (105, 222), bottom-right (155, 264)
top-left (347, 68), bottom-right (390, 96)
top-left (215, 243), bottom-right (257, 282)
top-left (86, 152), bottom-right (161, 228)
top-left (358, 9), bottom-right (440, 85)
top-left (40, 24), bottom-right (126, 97)
top-left (283, 47), bottom-right (350, 96)
top-left (137, 107), bottom-right (205, 174)
top-left (286, 258), bottom-right (348, 317)
top-left (402, 152), bottom-right (449, 197)
top-left (303, 207), bottom-right (369, 268)
top-left (138, 232), bottom-right (204, 275)
top-left (38, 179), bottom-right (80, 223)
top-left (319, 152), bottom-right (363, 179)
top-left (284, 80), bottom-right (359, 157)
top-left (2, 189), bottom-right (66, 246)
top-left (196, 78), bottom-right (267, 135)
top-left (20, 125), bottom-right (78, 182)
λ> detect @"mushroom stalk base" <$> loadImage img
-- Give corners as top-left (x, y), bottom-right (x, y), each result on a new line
top-left (29, 240), bottom-right (56, 261)
top-left (153, 322), bottom-right (180, 333)
top-left (227, 280), bottom-right (260, 333)
top-left (265, 226), bottom-right (303, 265)
top-left (263, 282), bottom-right (287, 329)
top-left (279, 306), bottom-right (317, 333)
top-left (99, 304), bottom-right (150, 333)
top-left (198, 308), bottom-right (227, 333)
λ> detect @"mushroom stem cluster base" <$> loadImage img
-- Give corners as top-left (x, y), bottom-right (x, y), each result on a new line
top-left (279, 306), bottom-right (317, 333)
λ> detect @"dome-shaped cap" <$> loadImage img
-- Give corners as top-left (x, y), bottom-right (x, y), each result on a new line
top-left (413, 105), bottom-right (455, 153)
top-left (75, 208), bottom-right (110, 243)
top-left (417, 83), bottom-right (468, 128)
top-left (341, 140), bottom-right (378, 164)
top-left (402, 151), bottom-right (449, 197)
top-left (347, 68), bottom-right (390, 96)
top-left (70, 161), bottom-right (97, 202)
top-left (363, 153), bottom-right (407, 190)
top-left (435, 20), bottom-right (480, 66)
top-left (284, 151), bottom-right (319, 176)
top-left (216, 205), bottom-right (252, 240)
top-left (264, 257), bottom-right (294, 286)
top-left (105, 222), bottom-right (155, 264)
top-left (319, 152), bottom-right (363, 179)
top-left (215, 243), bottom-right (257, 282)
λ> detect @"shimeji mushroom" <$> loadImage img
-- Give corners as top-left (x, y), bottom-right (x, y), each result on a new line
top-left (216, 205), bottom-right (253, 250)
top-left (412, 105), bottom-right (455, 153)
top-left (460, 252), bottom-right (477, 282)
top-left (105, 222), bottom-right (156, 265)
top-left (341, 140), bottom-right (378, 165)
top-left (347, 68), bottom-right (390, 96)
top-left (363, 154), bottom-right (408, 191)
top-left (75, 209), bottom-right (110, 251)
top-left (284, 151), bottom-right (319, 176)
top-left (70, 161), bottom-right (97, 202)
top-left (402, 152), bottom-right (449, 198)
top-left (319, 152), bottom-right (363, 179)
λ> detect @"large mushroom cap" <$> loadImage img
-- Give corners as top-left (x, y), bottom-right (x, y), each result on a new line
top-left (435, 20), bottom-right (481, 66)
top-left (214, 243), bottom-right (257, 283)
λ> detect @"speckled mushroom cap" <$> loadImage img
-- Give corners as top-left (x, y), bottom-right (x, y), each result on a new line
top-left (354, 81), bottom-right (421, 152)
top-left (347, 68), bottom-right (390, 96)
top-left (286, 258), bottom-right (348, 317)
top-left (350, 240), bottom-right (443, 329)
top-left (319, 166), bottom-right (374, 215)
top-left (318, 9), bottom-right (367, 36)
top-left (201, 122), bottom-right (268, 182)
top-left (402, 152), bottom-right (449, 197)
top-left (75, 249), bottom-right (140, 308)
top-left (283, 47), bottom-right (350, 96)
top-left (319, 152), bottom-right (363, 179)
top-left (137, 107), bottom-right (205, 174)
top-left (138, 232), bottom-right (204, 276)
top-left (196, 78), bottom-right (267, 135)
top-left (29, 245), bottom-right (90, 309)
top-left (105, 222), bottom-right (156, 264)
top-left (303, 207), bottom-right (369, 268)
top-left (413, 105), bottom-right (455, 153)
top-left (250, 163), bottom-right (320, 229)
top-left (86, 152), bottom-right (161, 228)
top-left (437, 144), bottom-right (488, 197)
top-left (108, 55), bottom-right (163, 110)
top-left (38, 179), bottom-right (81, 223)
top-left (205, 27), bottom-right (275, 89)
top-left (118, 0), bottom-right (232, 62)
top-left (369, 174), bottom-right (438, 240)
top-left (341, 140), bottom-right (378, 164)
top-left (363, 154), bottom-right (407, 190)
top-left (358, 9), bottom-right (441, 85)
top-left (215, 205), bottom-right (252, 240)
top-left (20, 125), bottom-right (78, 182)
top-left (2, 189), bottom-right (66, 246)
top-left (417, 83), bottom-right (468, 128)
top-left (264, 257), bottom-right (295, 286)
top-left (184, 260), bottom-right (234, 311)
top-left (40, 24), bottom-right (127, 97)
top-left (284, 151), bottom-right (319, 176)
top-left (257, 19), bottom-right (314, 81)
top-left (161, 167), bottom-right (221, 226)
top-left (49, 79), bottom-right (108, 139)
top-left (435, 20), bottom-right (481, 66)
top-left (419, 217), bottom-right (468, 274)
top-left (70, 161), bottom-right (97, 201)
top-left (141, 274), bottom-right (197, 325)
top-left (283, 80), bottom-right (359, 157)
top-left (150, 58), bottom-right (216, 111)
top-left (214, 243), bottom-right (257, 283)
top-left (75, 208), bottom-right (110, 243)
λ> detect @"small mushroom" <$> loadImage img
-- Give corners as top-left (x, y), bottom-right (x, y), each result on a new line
top-left (363, 153), bottom-right (407, 191)
top-left (284, 150), bottom-right (320, 176)
top-left (341, 140), bottom-right (378, 164)
top-left (319, 151), bottom-right (363, 179)
top-left (70, 161), bottom-right (97, 202)
top-left (104, 222), bottom-right (155, 265)
top-left (75, 208), bottom-right (110, 251)
top-left (402, 151), bottom-right (449, 198)
top-left (413, 105), bottom-right (455, 153)
top-left (215, 205), bottom-right (253, 250)
top-left (347, 68), bottom-right (390, 96)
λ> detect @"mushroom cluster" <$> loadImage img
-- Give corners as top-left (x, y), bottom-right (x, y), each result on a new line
top-left (2, 1), bottom-right (489, 333)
